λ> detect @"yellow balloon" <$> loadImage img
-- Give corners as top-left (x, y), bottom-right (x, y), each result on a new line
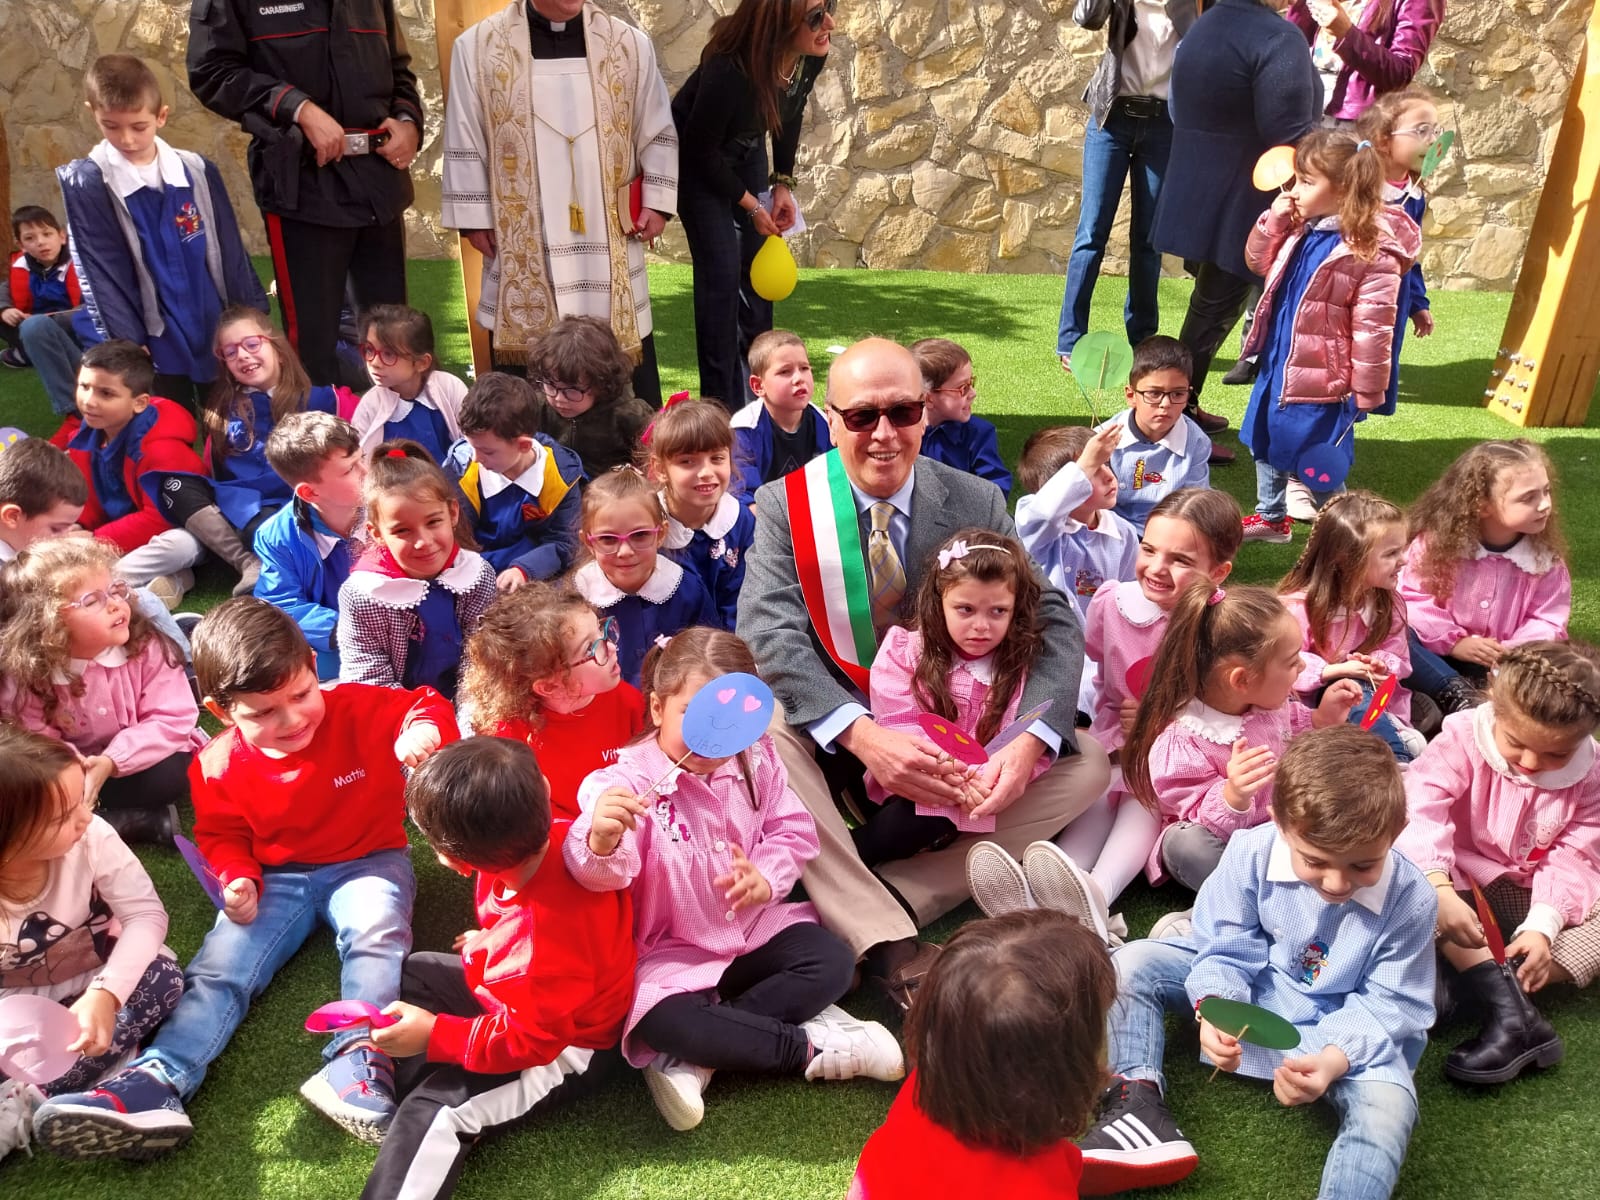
top-left (750, 235), bottom-right (798, 302)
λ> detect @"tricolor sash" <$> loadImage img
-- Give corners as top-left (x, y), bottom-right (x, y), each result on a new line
top-left (786, 452), bottom-right (877, 693)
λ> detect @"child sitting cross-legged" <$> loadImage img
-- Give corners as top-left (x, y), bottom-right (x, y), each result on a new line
top-left (1078, 725), bottom-right (1438, 1198)
top-left (32, 598), bottom-right (459, 1161)
top-left (361, 736), bottom-right (635, 1200)
top-left (256, 411), bottom-right (369, 679)
top-left (911, 338), bottom-right (1011, 497)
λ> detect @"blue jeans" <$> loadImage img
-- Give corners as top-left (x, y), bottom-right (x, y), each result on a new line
top-left (1255, 460), bottom-right (1340, 521)
top-left (1108, 939), bottom-right (1416, 1200)
top-left (1401, 629), bottom-right (1474, 696)
top-left (132, 849), bottom-right (415, 1098)
top-left (1055, 104), bottom-right (1173, 357)
top-left (1314, 678), bottom-right (1414, 763)
top-left (18, 312), bottom-right (83, 416)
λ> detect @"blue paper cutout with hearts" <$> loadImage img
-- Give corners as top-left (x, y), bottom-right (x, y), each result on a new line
top-left (683, 672), bottom-right (775, 758)
top-left (1295, 442), bottom-right (1354, 492)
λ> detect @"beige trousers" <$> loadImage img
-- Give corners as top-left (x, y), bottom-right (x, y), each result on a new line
top-left (769, 714), bottom-right (1111, 958)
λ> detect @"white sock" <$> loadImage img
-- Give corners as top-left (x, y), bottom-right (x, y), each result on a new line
top-left (1088, 798), bottom-right (1162, 908)
top-left (1055, 789), bottom-right (1115, 865)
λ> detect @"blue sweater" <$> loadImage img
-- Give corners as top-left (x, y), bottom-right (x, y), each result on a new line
top-left (919, 417), bottom-right (1012, 498)
top-left (573, 559), bottom-right (718, 687)
top-left (446, 435), bottom-right (584, 581)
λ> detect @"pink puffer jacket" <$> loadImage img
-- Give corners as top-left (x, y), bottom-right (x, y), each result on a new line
top-left (1242, 204), bottom-right (1420, 409)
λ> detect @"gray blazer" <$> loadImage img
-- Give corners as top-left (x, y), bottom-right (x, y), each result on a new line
top-left (737, 457), bottom-right (1084, 751)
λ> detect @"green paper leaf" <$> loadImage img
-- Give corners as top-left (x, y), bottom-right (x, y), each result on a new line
top-left (1069, 331), bottom-right (1134, 392)
top-left (1197, 996), bottom-right (1302, 1051)
top-left (1419, 129), bottom-right (1455, 180)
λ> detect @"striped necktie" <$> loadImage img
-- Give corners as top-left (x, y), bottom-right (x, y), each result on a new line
top-left (867, 500), bottom-right (906, 632)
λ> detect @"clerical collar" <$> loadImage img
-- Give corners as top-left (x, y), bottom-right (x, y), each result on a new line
top-left (526, 2), bottom-right (586, 58)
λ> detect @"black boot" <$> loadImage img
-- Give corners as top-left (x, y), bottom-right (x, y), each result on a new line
top-left (99, 804), bottom-right (180, 847)
top-left (1437, 675), bottom-right (1481, 716)
top-left (1444, 960), bottom-right (1563, 1085)
top-left (1433, 956), bottom-right (1461, 1026)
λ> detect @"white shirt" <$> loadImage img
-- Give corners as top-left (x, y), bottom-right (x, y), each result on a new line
top-left (1120, 0), bottom-right (1178, 101)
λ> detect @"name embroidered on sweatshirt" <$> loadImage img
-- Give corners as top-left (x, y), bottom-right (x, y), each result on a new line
top-left (259, 3), bottom-right (306, 14)
top-left (332, 768), bottom-right (368, 789)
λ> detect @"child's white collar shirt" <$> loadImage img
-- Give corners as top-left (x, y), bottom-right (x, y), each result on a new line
top-left (476, 441), bottom-right (549, 500)
top-left (1015, 462), bottom-right (1140, 622)
top-left (662, 491), bottom-right (740, 548)
top-left (92, 136), bottom-right (188, 198)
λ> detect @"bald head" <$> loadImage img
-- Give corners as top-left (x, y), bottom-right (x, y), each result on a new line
top-left (824, 338), bottom-right (929, 499)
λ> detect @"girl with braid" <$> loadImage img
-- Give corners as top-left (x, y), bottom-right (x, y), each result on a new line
top-left (1398, 641), bottom-right (1600, 1086)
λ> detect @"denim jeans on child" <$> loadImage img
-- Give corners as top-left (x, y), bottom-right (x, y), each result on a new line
top-left (17, 313), bottom-right (84, 416)
top-left (129, 849), bottom-right (415, 1098)
top-left (1056, 103), bottom-right (1173, 357)
top-left (1256, 461), bottom-right (1341, 521)
top-left (1108, 938), bottom-right (1416, 1200)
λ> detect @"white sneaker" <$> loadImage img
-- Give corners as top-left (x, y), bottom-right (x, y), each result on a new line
top-left (1286, 479), bottom-right (1318, 521)
top-left (1149, 908), bottom-right (1194, 942)
top-left (146, 570), bottom-right (195, 612)
top-left (1022, 841), bottom-right (1112, 944)
top-left (802, 1005), bottom-right (905, 1083)
top-left (0, 1078), bottom-right (43, 1161)
top-left (1397, 726), bottom-right (1428, 759)
top-left (965, 841), bottom-right (1033, 917)
top-left (642, 1056), bottom-right (714, 1131)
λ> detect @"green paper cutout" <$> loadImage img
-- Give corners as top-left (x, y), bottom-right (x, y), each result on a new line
top-left (1197, 996), bottom-right (1301, 1051)
top-left (1065, 332), bottom-right (1134, 423)
top-left (1418, 129), bottom-right (1455, 181)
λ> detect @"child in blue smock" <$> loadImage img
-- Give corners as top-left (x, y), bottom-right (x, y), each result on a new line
top-left (649, 399), bottom-right (754, 630)
top-left (1238, 130), bottom-right (1419, 545)
top-left (911, 338), bottom-right (1011, 498)
top-left (350, 304), bottom-right (465, 462)
top-left (570, 466), bottom-right (716, 687)
top-left (1095, 336), bottom-right (1211, 535)
top-left (1077, 726), bottom-right (1436, 1199)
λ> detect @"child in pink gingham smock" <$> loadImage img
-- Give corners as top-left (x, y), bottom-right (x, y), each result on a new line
top-left (1395, 642), bottom-right (1600, 1087)
top-left (1399, 537), bottom-right (1570, 656)
top-left (1084, 580), bottom-right (1169, 755)
top-left (565, 629), bottom-right (903, 1133)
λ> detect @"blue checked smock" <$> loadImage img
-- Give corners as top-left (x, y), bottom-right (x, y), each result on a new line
top-left (1183, 822), bottom-right (1437, 1096)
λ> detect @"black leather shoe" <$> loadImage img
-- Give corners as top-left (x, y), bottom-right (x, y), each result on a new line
top-left (1221, 358), bottom-right (1259, 386)
top-left (100, 804), bottom-right (179, 847)
top-left (1437, 676), bottom-right (1482, 716)
top-left (1444, 960), bottom-right (1564, 1085)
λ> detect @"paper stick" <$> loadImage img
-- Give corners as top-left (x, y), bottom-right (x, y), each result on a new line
top-left (1209, 1025), bottom-right (1248, 1082)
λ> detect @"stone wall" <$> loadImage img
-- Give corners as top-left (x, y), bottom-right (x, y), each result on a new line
top-left (2, 0), bottom-right (1590, 289)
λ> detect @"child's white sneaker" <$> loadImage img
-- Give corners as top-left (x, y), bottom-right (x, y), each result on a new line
top-left (0, 1079), bottom-right (43, 1161)
top-left (965, 841), bottom-right (1033, 917)
top-left (802, 1005), bottom-right (905, 1083)
top-left (1397, 726), bottom-right (1428, 759)
top-left (1149, 908), bottom-right (1195, 942)
top-left (1022, 841), bottom-right (1112, 944)
top-left (643, 1056), bottom-right (714, 1131)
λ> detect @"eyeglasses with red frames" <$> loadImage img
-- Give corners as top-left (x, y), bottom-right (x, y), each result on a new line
top-left (61, 579), bottom-right (132, 613)
top-left (359, 342), bottom-right (406, 366)
top-left (585, 526), bottom-right (663, 556)
top-left (828, 401), bottom-right (927, 433)
top-left (804, 0), bottom-right (836, 32)
top-left (568, 617), bottom-right (621, 668)
top-left (219, 335), bottom-right (270, 361)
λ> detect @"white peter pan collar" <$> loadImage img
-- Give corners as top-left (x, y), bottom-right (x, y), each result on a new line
top-left (1267, 831), bottom-right (1395, 915)
top-left (346, 550), bottom-right (486, 609)
top-left (663, 491), bottom-right (739, 549)
top-left (91, 137), bottom-right (188, 198)
top-left (1474, 537), bottom-right (1554, 576)
top-left (1175, 697), bottom-right (1244, 745)
top-left (1109, 409), bottom-right (1191, 457)
top-left (1473, 702), bottom-right (1596, 790)
top-left (574, 556), bottom-right (685, 607)
top-left (955, 652), bottom-right (996, 685)
top-left (55, 644), bottom-right (130, 683)
top-left (1112, 579), bottom-right (1165, 627)
top-left (477, 442), bottom-right (548, 500)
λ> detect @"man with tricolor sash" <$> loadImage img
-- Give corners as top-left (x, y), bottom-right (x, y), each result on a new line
top-left (738, 338), bottom-right (1110, 1009)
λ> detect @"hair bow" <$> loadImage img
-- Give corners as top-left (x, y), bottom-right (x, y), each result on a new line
top-left (385, 447), bottom-right (408, 459)
top-left (937, 540), bottom-right (1010, 570)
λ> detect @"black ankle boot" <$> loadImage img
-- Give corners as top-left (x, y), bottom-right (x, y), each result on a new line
top-left (100, 804), bottom-right (179, 847)
top-left (1444, 960), bottom-right (1563, 1085)
top-left (1437, 676), bottom-right (1481, 716)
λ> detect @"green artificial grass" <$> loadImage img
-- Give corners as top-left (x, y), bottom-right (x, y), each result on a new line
top-left (2, 261), bottom-right (1598, 1199)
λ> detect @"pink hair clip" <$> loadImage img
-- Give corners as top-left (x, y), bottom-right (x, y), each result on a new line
top-left (1208, 587), bottom-right (1226, 606)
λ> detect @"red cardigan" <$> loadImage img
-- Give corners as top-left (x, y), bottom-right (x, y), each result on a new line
top-left (51, 399), bottom-right (207, 553)
top-left (850, 1075), bottom-right (1083, 1200)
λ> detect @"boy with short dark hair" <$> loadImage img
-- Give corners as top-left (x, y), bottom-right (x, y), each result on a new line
top-left (44, 52), bottom-right (267, 417)
top-left (1095, 335), bottom-right (1211, 533)
top-left (447, 372), bottom-right (583, 590)
top-left (1, 205), bottom-right (82, 380)
top-left (363, 736), bottom-right (634, 1200)
top-left (731, 329), bottom-right (830, 507)
top-left (911, 337), bottom-right (1011, 497)
top-left (48, 339), bottom-right (209, 605)
top-left (1078, 726), bottom-right (1436, 1198)
top-left (257, 411), bottom-right (369, 678)
top-left (34, 598), bottom-right (459, 1161)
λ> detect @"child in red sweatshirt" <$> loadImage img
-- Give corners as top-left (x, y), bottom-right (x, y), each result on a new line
top-left (363, 736), bottom-right (635, 1200)
top-left (33, 599), bottom-right (458, 1163)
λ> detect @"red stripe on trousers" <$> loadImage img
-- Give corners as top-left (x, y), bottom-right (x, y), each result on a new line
top-left (264, 213), bottom-right (300, 352)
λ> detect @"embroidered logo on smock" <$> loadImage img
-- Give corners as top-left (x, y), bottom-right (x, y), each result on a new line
top-left (653, 797), bottom-right (690, 842)
top-left (1299, 938), bottom-right (1329, 985)
top-left (520, 501), bottom-right (547, 522)
top-left (1074, 567), bottom-right (1103, 597)
top-left (1131, 458), bottom-right (1163, 491)
top-left (175, 202), bottom-right (204, 242)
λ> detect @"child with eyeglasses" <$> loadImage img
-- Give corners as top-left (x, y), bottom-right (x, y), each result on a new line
top-left (447, 372), bottom-right (585, 592)
top-left (911, 338), bottom-right (1011, 498)
top-left (532, 316), bottom-right (656, 478)
top-left (0, 537), bottom-right (203, 845)
top-left (568, 467), bottom-right (716, 687)
top-left (350, 305), bottom-right (466, 463)
top-left (1094, 336), bottom-right (1211, 534)
top-left (460, 583), bottom-right (644, 821)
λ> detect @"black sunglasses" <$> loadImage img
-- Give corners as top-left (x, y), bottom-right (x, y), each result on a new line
top-left (804, 0), bottom-right (836, 32)
top-left (829, 400), bottom-right (925, 433)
